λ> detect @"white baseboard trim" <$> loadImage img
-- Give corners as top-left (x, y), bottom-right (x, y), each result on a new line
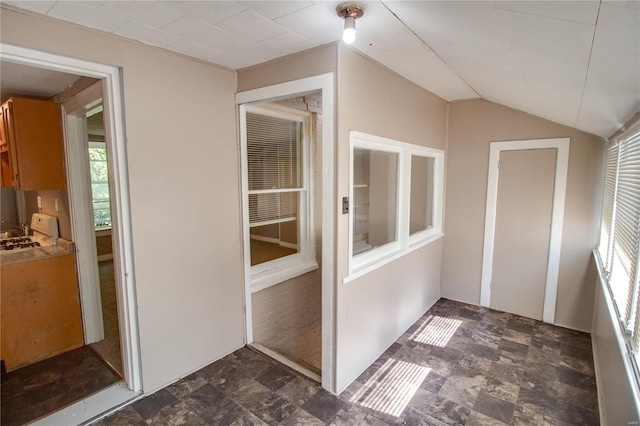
top-left (250, 234), bottom-right (279, 244)
top-left (279, 241), bottom-right (298, 250)
top-left (591, 337), bottom-right (607, 425)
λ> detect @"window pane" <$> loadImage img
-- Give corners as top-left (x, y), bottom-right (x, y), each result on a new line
top-left (90, 160), bottom-right (109, 182)
top-left (91, 183), bottom-right (110, 200)
top-left (353, 148), bottom-right (398, 254)
top-left (249, 221), bottom-right (299, 266)
top-left (246, 113), bottom-right (301, 191)
top-left (248, 191), bottom-right (299, 225)
top-left (89, 146), bottom-right (107, 161)
top-left (410, 156), bottom-right (435, 235)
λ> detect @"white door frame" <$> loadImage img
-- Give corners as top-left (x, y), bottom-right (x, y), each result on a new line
top-left (61, 82), bottom-right (105, 345)
top-left (1, 43), bottom-right (142, 421)
top-left (236, 73), bottom-right (336, 393)
top-left (480, 138), bottom-right (570, 323)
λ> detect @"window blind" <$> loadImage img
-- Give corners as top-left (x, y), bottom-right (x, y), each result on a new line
top-left (598, 127), bottom-right (640, 351)
top-left (599, 143), bottom-right (618, 272)
top-left (246, 112), bottom-right (302, 227)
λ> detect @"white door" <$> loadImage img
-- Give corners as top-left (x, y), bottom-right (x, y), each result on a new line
top-left (490, 148), bottom-right (556, 320)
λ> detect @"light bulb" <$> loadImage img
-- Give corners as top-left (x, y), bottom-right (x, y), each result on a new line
top-left (343, 15), bottom-right (356, 44)
top-left (343, 28), bottom-right (356, 44)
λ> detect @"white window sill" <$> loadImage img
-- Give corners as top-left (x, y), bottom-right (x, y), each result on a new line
top-left (344, 233), bottom-right (443, 284)
top-left (251, 259), bottom-right (318, 293)
top-left (593, 249), bottom-right (640, 412)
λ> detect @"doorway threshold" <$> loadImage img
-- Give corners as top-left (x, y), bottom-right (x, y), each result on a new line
top-left (30, 382), bottom-right (142, 426)
top-left (250, 342), bottom-right (321, 383)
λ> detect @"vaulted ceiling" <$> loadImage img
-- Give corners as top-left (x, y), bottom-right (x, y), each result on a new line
top-left (3, 1), bottom-right (639, 138)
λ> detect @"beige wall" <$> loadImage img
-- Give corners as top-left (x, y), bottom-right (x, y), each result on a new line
top-left (592, 265), bottom-right (640, 424)
top-left (1, 8), bottom-right (245, 393)
top-left (335, 46), bottom-right (447, 392)
top-left (237, 44), bottom-right (337, 92)
top-left (443, 99), bottom-right (605, 331)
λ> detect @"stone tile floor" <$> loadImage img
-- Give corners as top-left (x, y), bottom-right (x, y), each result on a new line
top-left (97, 299), bottom-right (599, 425)
top-left (1, 346), bottom-right (121, 426)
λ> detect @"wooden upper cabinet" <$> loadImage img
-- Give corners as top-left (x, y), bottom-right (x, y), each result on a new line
top-left (0, 97), bottom-right (66, 190)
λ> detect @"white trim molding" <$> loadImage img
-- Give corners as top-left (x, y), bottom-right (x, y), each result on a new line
top-left (480, 137), bottom-right (570, 324)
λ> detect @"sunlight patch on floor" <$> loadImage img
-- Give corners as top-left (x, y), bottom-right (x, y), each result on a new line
top-left (411, 315), bottom-right (462, 347)
top-left (350, 359), bottom-right (431, 417)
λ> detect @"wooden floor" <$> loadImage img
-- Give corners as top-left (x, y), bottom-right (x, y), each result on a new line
top-left (250, 239), bottom-right (297, 266)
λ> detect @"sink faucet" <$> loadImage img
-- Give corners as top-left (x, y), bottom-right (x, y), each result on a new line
top-left (1, 221), bottom-right (29, 236)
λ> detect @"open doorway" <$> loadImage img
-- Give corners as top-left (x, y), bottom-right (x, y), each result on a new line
top-left (246, 94), bottom-right (323, 381)
top-left (61, 81), bottom-right (123, 377)
top-left (237, 73), bottom-right (335, 392)
top-left (0, 44), bottom-right (141, 425)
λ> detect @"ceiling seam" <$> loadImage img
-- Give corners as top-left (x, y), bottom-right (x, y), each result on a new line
top-left (491, 6), bottom-right (599, 27)
top-left (378, 0), bottom-right (481, 99)
top-left (575, 0), bottom-right (602, 129)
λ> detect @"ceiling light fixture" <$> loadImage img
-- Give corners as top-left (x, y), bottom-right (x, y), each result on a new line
top-left (337, 3), bottom-right (364, 45)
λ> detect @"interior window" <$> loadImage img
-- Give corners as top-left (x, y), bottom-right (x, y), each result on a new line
top-left (246, 112), bottom-right (302, 265)
top-left (352, 148), bottom-right (399, 255)
top-left (348, 131), bottom-right (444, 277)
top-left (409, 155), bottom-right (435, 235)
top-left (243, 104), bottom-right (318, 291)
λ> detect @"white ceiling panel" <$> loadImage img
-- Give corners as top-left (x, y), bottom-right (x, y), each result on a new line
top-left (394, 1), bottom-right (502, 38)
top-left (166, 39), bottom-right (224, 63)
top-left (98, 0), bottom-right (183, 28)
top-left (161, 15), bottom-right (232, 46)
top-left (2, 0), bottom-right (55, 15)
top-left (209, 35), bottom-right (280, 64)
top-left (114, 21), bottom-right (181, 48)
top-left (512, 44), bottom-right (588, 92)
top-left (603, 1), bottom-right (640, 10)
top-left (47, 1), bottom-right (128, 33)
top-left (237, 1), bottom-right (313, 20)
top-left (593, 3), bottom-right (640, 57)
top-left (216, 10), bottom-right (287, 43)
top-left (258, 31), bottom-right (315, 55)
top-left (273, 5), bottom-right (343, 45)
top-left (160, 1), bottom-right (246, 25)
top-left (495, 8), bottom-right (595, 57)
top-left (493, 1), bottom-right (600, 25)
top-left (2, 0), bottom-right (638, 138)
top-left (524, 80), bottom-right (583, 127)
top-left (580, 46), bottom-right (640, 131)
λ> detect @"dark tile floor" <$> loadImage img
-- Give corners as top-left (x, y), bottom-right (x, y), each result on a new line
top-left (97, 299), bottom-right (599, 425)
top-left (1, 346), bottom-right (122, 426)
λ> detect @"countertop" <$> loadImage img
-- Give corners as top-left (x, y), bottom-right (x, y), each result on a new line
top-left (0, 238), bottom-right (74, 265)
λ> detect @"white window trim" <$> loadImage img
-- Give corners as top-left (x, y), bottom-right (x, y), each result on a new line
top-left (408, 147), bottom-right (445, 247)
top-left (240, 103), bottom-right (318, 292)
top-left (346, 131), bottom-right (445, 281)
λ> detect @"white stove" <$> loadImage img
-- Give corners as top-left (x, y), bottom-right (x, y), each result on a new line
top-left (0, 213), bottom-right (59, 252)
